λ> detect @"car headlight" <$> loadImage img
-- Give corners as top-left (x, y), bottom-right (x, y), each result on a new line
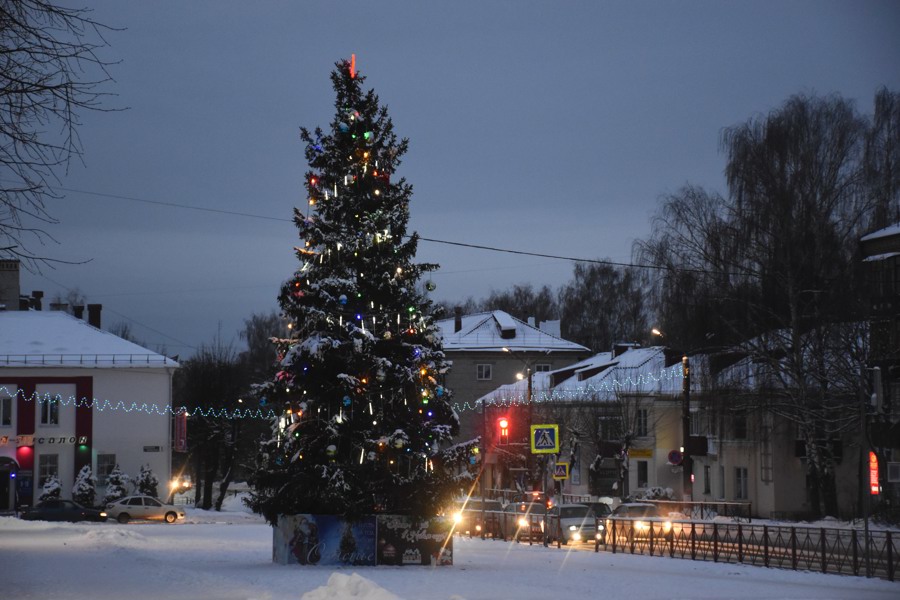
top-left (634, 520), bottom-right (649, 531)
top-left (453, 512), bottom-right (462, 524)
top-left (475, 524), bottom-right (482, 532)
top-left (99, 512), bottom-right (107, 517)
top-left (571, 532), bottom-right (581, 541)
top-left (568, 524), bottom-right (578, 531)
top-left (518, 518), bottom-right (528, 528)
top-left (595, 532), bottom-right (603, 539)
top-left (597, 523), bottom-right (604, 530)
top-left (663, 521), bottom-right (672, 533)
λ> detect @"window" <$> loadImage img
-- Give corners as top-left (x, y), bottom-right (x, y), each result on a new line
top-left (40, 393), bottom-right (60, 425)
top-left (126, 497), bottom-right (144, 506)
top-left (476, 364), bottom-right (492, 381)
top-left (735, 467), bottom-right (748, 500)
top-left (690, 407), bottom-right (702, 436)
top-left (636, 408), bottom-right (649, 437)
top-left (703, 465), bottom-right (711, 495)
top-left (97, 454), bottom-right (116, 484)
top-left (0, 394), bottom-right (11, 427)
top-left (636, 461), bottom-right (649, 488)
top-left (718, 466), bottom-right (725, 499)
top-left (38, 454), bottom-right (58, 485)
top-left (534, 363), bottom-right (551, 373)
top-left (732, 411), bottom-right (747, 440)
top-left (598, 415), bottom-right (623, 441)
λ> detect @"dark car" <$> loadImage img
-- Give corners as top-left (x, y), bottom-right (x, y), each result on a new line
top-left (20, 499), bottom-right (108, 523)
top-left (501, 500), bottom-right (546, 542)
top-left (451, 498), bottom-right (503, 537)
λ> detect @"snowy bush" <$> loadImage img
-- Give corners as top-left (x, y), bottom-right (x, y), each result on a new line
top-left (135, 464), bottom-right (159, 497)
top-left (72, 465), bottom-right (97, 507)
top-left (102, 465), bottom-right (130, 504)
top-left (630, 486), bottom-right (675, 501)
top-left (39, 475), bottom-right (61, 502)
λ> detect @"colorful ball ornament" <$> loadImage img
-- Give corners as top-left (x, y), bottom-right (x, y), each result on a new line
top-left (425, 280), bottom-right (436, 292)
top-left (326, 445), bottom-right (337, 457)
top-left (343, 396), bottom-right (352, 407)
top-left (339, 294), bottom-right (348, 305)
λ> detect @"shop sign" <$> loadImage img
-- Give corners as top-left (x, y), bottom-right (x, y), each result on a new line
top-left (0, 435), bottom-right (88, 446)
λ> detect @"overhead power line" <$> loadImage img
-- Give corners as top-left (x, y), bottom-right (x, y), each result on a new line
top-left (42, 182), bottom-right (706, 273)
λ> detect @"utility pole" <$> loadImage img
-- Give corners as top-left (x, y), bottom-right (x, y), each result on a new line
top-left (682, 355), bottom-right (693, 503)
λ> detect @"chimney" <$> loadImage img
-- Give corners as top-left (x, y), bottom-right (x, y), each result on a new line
top-left (31, 290), bottom-right (43, 310)
top-left (73, 305), bottom-right (85, 319)
top-left (0, 259), bottom-right (20, 311)
top-left (454, 307), bottom-right (463, 333)
top-left (527, 316), bottom-right (536, 327)
top-left (87, 303), bottom-right (102, 329)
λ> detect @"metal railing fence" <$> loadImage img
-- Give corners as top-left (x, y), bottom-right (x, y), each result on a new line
top-left (601, 517), bottom-right (897, 582)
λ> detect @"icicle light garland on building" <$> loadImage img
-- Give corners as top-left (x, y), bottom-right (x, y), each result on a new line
top-left (1, 365), bottom-right (684, 422)
top-left (0, 386), bottom-right (278, 421)
top-left (450, 364), bottom-right (686, 414)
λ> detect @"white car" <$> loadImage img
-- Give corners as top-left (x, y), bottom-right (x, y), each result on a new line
top-left (105, 495), bottom-right (185, 524)
top-left (545, 503), bottom-right (601, 545)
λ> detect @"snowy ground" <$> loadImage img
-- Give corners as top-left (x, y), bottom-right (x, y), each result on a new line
top-left (2, 501), bottom-right (898, 600)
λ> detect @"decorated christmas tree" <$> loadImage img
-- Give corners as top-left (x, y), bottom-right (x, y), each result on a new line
top-left (250, 57), bottom-right (475, 523)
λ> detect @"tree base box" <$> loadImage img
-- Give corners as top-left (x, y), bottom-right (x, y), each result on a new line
top-left (273, 514), bottom-right (452, 566)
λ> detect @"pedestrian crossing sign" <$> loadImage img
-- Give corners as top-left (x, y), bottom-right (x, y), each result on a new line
top-left (530, 424), bottom-right (559, 454)
top-left (552, 461), bottom-right (569, 480)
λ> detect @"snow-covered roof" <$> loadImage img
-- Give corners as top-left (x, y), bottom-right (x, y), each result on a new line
top-left (435, 310), bottom-right (589, 353)
top-left (0, 311), bottom-right (178, 368)
top-left (862, 252), bottom-right (900, 262)
top-left (478, 346), bottom-right (684, 405)
top-left (861, 223), bottom-right (900, 242)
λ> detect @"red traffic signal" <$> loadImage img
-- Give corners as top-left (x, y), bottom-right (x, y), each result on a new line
top-left (498, 417), bottom-right (509, 445)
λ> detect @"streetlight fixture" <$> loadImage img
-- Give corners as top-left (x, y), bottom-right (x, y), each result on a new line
top-left (652, 328), bottom-right (693, 503)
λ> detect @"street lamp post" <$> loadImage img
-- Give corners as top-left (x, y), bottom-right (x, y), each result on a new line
top-left (653, 329), bottom-right (693, 503)
top-left (682, 355), bottom-right (693, 503)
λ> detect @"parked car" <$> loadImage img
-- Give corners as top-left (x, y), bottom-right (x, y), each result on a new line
top-left (500, 500), bottom-right (546, 542)
top-left (451, 498), bottom-right (503, 537)
top-left (584, 501), bottom-right (612, 543)
top-left (20, 499), bottom-right (108, 523)
top-left (104, 495), bottom-right (185, 524)
top-left (545, 503), bottom-right (599, 545)
top-left (605, 502), bottom-right (673, 542)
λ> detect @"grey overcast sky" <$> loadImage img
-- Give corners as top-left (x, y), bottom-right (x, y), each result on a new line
top-left (18, 0), bottom-right (900, 356)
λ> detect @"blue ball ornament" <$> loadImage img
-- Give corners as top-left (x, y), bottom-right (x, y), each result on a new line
top-left (343, 396), bottom-right (352, 407)
top-left (339, 294), bottom-right (348, 305)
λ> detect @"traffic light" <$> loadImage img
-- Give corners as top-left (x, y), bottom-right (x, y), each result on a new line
top-left (498, 417), bottom-right (509, 445)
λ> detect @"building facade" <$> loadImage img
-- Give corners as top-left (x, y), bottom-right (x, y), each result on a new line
top-left (0, 306), bottom-right (178, 510)
top-left (435, 310), bottom-right (590, 495)
top-left (479, 345), bottom-right (866, 519)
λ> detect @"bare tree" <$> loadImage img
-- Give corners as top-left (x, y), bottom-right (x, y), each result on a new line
top-left (482, 283), bottom-right (559, 324)
top-left (1, 0), bottom-right (118, 269)
top-left (558, 262), bottom-right (649, 352)
top-left (640, 93), bottom-right (872, 517)
top-left (865, 87), bottom-right (900, 230)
